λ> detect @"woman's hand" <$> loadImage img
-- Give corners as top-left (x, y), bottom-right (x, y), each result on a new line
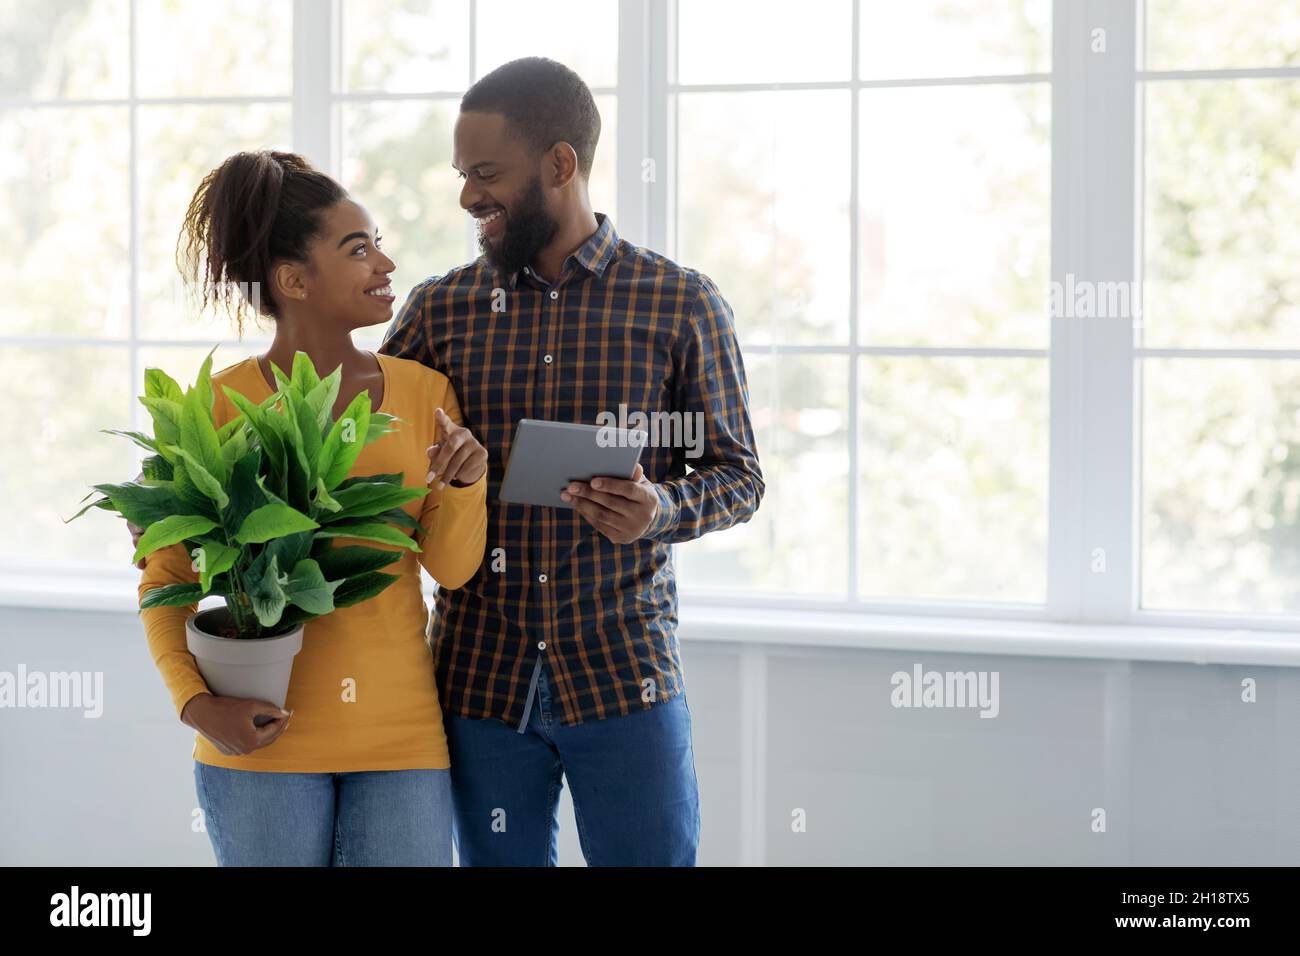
top-left (180, 692), bottom-right (293, 756)
top-left (426, 407), bottom-right (488, 489)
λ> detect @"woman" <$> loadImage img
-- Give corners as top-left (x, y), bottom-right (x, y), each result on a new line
top-left (138, 150), bottom-right (488, 866)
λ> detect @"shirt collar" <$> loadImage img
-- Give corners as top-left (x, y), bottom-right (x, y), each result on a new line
top-left (498, 212), bottom-right (620, 290)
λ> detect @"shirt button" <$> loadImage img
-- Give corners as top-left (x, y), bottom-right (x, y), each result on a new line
top-left (538, 573), bottom-right (548, 583)
top-left (549, 290), bottom-right (559, 300)
top-left (543, 354), bottom-right (553, 365)
top-left (537, 641), bottom-right (547, 651)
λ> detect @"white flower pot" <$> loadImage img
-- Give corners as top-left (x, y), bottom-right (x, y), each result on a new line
top-left (185, 607), bottom-right (304, 719)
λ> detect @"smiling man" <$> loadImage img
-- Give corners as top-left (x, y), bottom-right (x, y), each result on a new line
top-left (381, 56), bottom-right (764, 867)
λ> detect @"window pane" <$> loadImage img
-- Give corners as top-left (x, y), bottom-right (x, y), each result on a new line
top-left (859, 357), bottom-right (1047, 602)
top-left (677, 91), bottom-right (850, 346)
top-left (0, 347), bottom-right (134, 567)
top-left (342, 96), bottom-right (617, 289)
top-left (860, 0), bottom-right (1050, 80)
top-left (135, 0), bottom-right (293, 97)
top-left (1143, 359), bottom-right (1300, 615)
top-left (858, 84), bottom-right (1049, 347)
top-left (1143, 79), bottom-right (1300, 348)
top-left (341, 100), bottom-right (474, 287)
top-left (1146, 0), bottom-right (1300, 71)
top-left (0, 0), bottom-right (128, 99)
top-left (341, 0), bottom-right (469, 92)
top-left (475, 0), bottom-right (616, 88)
top-left (137, 104), bottom-right (292, 340)
top-left (678, 0), bottom-right (851, 85)
top-left (0, 108), bottom-right (129, 338)
top-left (677, 355), bottom-right (849, 597)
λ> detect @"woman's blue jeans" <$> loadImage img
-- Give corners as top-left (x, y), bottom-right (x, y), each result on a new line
top-left (194, 762), bottom-right (453, 866)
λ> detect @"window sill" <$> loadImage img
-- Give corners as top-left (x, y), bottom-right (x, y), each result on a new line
top-left (3, 569), bottom-right (1298, 669)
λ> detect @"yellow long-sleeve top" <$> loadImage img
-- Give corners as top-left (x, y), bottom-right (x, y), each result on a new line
top-left (138, 353), bottom-right (487, 772)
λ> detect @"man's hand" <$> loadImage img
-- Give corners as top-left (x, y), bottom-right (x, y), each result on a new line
top-left (561, 464), bottom-right (660, 544)
top-left (426, 407), bottom-right (488, 489)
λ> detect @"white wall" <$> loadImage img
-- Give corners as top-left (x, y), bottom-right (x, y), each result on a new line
top-left (1, 605), bottom-right (1297, 865)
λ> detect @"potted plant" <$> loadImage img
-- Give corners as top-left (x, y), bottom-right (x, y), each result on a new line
top-left (70, 349), bottom-right (426, 713)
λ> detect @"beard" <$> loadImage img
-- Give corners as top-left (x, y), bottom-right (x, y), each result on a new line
top-left (477, 173), bottom-right (560, 278)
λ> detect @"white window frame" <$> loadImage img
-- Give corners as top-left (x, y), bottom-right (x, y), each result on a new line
top-left (3, 0), bottom-right (1300, 645)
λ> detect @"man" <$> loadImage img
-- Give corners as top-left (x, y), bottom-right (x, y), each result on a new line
top-left (384, 56), bottom-right (763, 866)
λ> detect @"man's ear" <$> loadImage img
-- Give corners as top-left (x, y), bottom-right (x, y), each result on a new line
top-left (547, 141), bottom-right (580, 190)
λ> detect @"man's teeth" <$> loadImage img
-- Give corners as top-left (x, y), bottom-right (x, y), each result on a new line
top-left (479, 209), bottom-right (503, 224)
top-left (365, 285), bottom-right (393, 297)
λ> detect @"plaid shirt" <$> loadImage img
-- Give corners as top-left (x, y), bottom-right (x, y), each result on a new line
top-left (380, 213), bottom-right (763, 728)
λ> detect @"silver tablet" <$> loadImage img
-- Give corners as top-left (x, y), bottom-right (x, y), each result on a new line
top-left (498, 419), bottom-right (648, 509)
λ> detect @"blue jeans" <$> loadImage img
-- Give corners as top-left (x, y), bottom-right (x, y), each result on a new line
top-left (194, 763), bottom-right (453, 866)
top-left (443, 662), bottom-right (701, 866)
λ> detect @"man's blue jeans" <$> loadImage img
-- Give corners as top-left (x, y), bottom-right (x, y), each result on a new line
top-left (194, 763), bottom-right (453, 866)
top-left (443, 663), bottom-right (701, 866)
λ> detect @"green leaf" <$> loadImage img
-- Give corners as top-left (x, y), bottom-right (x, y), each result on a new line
top-left (192, 346), bottom-right (218, 415)
top-left (179, 375), bottom-right (227, 484)
top-left (190, 539), bottom-right (239, 594)
top-left (334, 472), bottom-right (403, 491)
top-left (373, 506), bottom-right (422, 531)
top-left (140, 454), bottom-right (173, 481)
top-left (292, 387), bottom-right (322, 480)
top-left (313, 521), bottom-right (419, 551)
top-left (270, 359), bottom-right (293, 393)
top-left (139, 583), bottom-right (204, 609)
top-left (218, 424), bottom-right (249, 471)
top-left (246, 553), bottom-right (286, 627)
top-left (323, 481), bottom-right (425, 521)
top-left (234, 502), bottom-right (319, 545)
top-left (100, 429), bottom-right (159, 455)
top-left (222, 448), bottom-right (267, 533)
top-left (223, 385), bottom-right (286, 473)
top-left (64, 496), bottom-right (115, 523)
top-left (313, 476), bottom-right (342, 513)
top-left (169, 446), bottom-right (230, 512)
top-left (364, 412), bottom-right (400, 446)
top-left (302, 366), bottom-right (342, 431)
top-left (171, 457), bottom-right (220, 520)
top-left (332, 571), bottom-right (402, 608)
top-left (139, 397), bottom-right (181, 454)
top-left (132, 514), bottom-right (219, 563)
top-left (92, 481), bottom-right (189, 528)
top-left (312, 544), bottom-right (404, 579)
top-left (291, 351), bottom-right (321, 393)
top-left (144, 367), bottom-right (185, 404)
top-left (282, 558), bottom-right (339, 616)
top-left (317, 391), bottom-right (373, 490)
top-left (266, 530), bottom-right (312, 573)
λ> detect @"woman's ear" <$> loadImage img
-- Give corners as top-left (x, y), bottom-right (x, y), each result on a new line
top-left (273, 261), bottom-right (309, 304)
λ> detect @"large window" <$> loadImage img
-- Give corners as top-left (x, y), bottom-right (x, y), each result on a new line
top-left (2, 0), bottom-right (1297, 632)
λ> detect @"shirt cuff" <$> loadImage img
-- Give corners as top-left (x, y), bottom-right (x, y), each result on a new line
top-left (642, 481), bottom-right (679, 540)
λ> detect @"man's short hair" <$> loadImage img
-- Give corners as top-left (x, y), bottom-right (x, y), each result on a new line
top-left (461, 56), bottom-right (601, 178)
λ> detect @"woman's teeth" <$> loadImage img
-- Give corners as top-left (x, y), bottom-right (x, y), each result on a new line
top-left (365, 285), bottom-right (393, 297)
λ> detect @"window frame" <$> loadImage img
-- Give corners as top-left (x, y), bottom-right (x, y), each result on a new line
top-left (3, 0), bottom-right (1299, 635)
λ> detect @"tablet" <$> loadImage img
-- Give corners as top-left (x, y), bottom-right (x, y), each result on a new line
top-left (498, 419), bottom-right (648, 509)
